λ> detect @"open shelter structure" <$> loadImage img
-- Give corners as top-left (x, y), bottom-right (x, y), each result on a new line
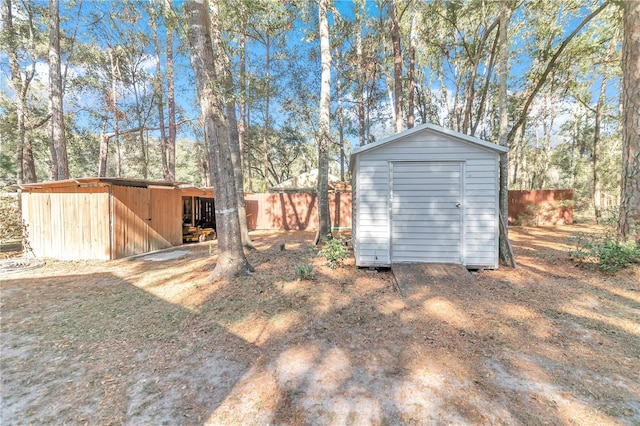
top-left (350, 123), bottom-right (508, 269)
top-left (16, 178), bottom-right (184, 260)
top-left (180, 185), bottom-right (216, 242)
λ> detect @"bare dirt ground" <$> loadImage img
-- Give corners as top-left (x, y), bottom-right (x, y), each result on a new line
top-left (1, 224), bottom-right (639, 425)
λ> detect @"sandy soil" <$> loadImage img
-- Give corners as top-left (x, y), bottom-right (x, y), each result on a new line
top-left (1, 225), bottom-right (639, 425)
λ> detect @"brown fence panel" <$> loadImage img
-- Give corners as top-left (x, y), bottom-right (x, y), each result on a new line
top-left (508, 189), bottom-right (573, 225)
top-left (149, 187), bottom-right (182, 248)
top-left (112, 186), bottom-right (150, 258)
top-left (244, 192), bottom-right (352, 231)
top-left (21, 187), bottom-right (111, 260)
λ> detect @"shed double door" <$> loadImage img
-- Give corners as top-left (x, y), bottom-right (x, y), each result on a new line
top-left (391, 161), bottom-right (463, 263)
top-left (112, 186), bottom-right (177, 258)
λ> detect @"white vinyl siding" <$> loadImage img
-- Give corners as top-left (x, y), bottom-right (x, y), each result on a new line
top-left (391, 162), bottom-right (462, 263)
top-left (352, 160), bottom-right (390, 266)
top-left (351, 125), bottom-right (502, 269)
top-left (351, 166), bottom-right (358, 257)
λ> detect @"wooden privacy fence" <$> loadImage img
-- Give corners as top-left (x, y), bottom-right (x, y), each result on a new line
top-left (244, 192), bottom-right (352, 231)
top-left (245, 189), bottom-right (573, 231)
top-left (508, 189), bottom-right (573, 226)
top-left (16, 179), bottom-right (573, 261)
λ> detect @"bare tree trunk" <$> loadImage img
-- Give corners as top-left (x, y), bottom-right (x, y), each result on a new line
top-left (407, 11), bottom-right (417, 129)
top-left (439, 73), bottom-right (449, 127)
top-left (238, 11), bottom-right (247, 178)
top-left (226, 102), bottom-right (254, 250)
top-left (619, 0), bottom-right (640, 246)
top-left (165, 0), bottom-right (176, 181)
top-left (23, 139), bottom-right (37, 183)
top-left (461, 61), bottom-right (478, 135)
top-left (208, 0), bottom-right (254, 249)
top-left (471, 24), bottom-right (500, 136)
top-left (386, 74), bottom-right (395, 124)
top-left (151, 11), bottom-right (170, 181)
top-left (498, 2), bottom-right (514, 267)
top-left (48, 0), bottom-right (69, 181)
top-left (315, 0), bottom-right (332, 244)
top-left (186, 0), bottom-right (252, 279)
top-left (356, 1), bottom-right (365, 146)
top-left (46, 117), bottom-right (58, 181)
top-left (3, 0), bottom-right (24, 183)
top-left (538, 92), bottom-right (556, 190)
top-left (16, 144), bottom-right (24, 184)
top-left (115, 135), bottom-right (122, 177)
top-left (100, 49), bottom-right (120, 177)
top-left (462, 19), bottom-right (498, 136)
top-left (98, 130), bottom-right (109, 178)
top-left (3, 0), bottom-right (38, 183)
top-left (336, 57), bottom-right (345, 181)
top-left (262, 32), bottom-right (271, 188)
top-left (511, 124), bottom-right (526, 188)
top-left (47, 0), bottom-right (59, 182)
top-left (593, 73), bottom-right (608, 223)
top-left (132, 79), bottom-right (148, 179)
top-left (389, 0), bottom-right (403, 133)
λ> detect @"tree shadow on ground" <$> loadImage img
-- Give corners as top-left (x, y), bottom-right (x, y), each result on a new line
top-left (2, 225), bottom-right (639, 424)
top-left (193, 233), bottom-right (639, 424)
top-left (0, 273), bottom-right (258, 425)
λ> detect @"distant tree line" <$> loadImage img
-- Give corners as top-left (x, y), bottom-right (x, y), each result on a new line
top-left (2, 0), bottom-right (639, 266)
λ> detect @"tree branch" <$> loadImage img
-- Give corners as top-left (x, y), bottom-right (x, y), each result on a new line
top-left (102, 118), bottom-right (190, 141)
top-left (507, 1), bottom-right (611, 143)
top-left (25, 114), bottom-right (52, 131)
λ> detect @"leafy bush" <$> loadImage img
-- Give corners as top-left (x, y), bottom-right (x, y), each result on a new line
top-left (294, 247), bottom-right (315, 280)
top-left (318, 236), bottom-right (349, 269)
top-left (569, 232), bottom-right (640, 273)
top-left (598, 207), bottom-right (621, 229)
top-left (0, 191), bottom-right (23, 244)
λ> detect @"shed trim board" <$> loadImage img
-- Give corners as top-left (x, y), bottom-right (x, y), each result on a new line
top-left (351, 123), bottom-right (504, 269)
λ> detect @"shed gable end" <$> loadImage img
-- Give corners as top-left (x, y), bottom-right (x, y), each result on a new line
top-left (352, 126), bottom-right (501, 269)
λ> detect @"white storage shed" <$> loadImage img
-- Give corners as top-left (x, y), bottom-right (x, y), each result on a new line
top-left (350, 123), bottom-right (508, 269)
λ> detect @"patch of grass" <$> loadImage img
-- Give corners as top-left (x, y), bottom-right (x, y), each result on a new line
top-left (569, 233), bottom-right (640, 273)
top-left (47, 288), bottom-right (189, 343)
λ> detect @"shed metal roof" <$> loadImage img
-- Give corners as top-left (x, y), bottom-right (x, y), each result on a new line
top-left (350, 123), bottom-right (508, 171)
top-left (14, 177), bottom-right (184, 191)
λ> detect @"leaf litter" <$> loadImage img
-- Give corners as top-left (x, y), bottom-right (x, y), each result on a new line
top-left (1, 226), bottom-right (639, 425)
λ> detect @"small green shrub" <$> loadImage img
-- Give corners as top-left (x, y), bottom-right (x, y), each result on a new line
top-left (569, 232), bottom-right (640, 273)
top-left (294, 246), bottom-right (316, 280)
top-left (318, 236), bottom-right (349, 269)
top-left (294, 262), bottom-right (314, 281)
top-left (0, 191), bottom-right (22, 244)
top-left (598, 207), bottom-right (621, 229)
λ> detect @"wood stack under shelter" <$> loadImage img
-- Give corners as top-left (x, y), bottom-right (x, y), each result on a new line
top-left (180, 186), bottom-right (216, 242)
